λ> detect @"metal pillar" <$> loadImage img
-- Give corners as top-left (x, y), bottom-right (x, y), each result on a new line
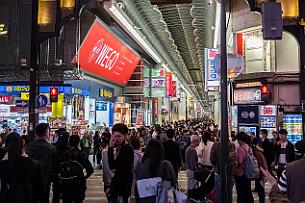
top-left (28, 0), bottom-right (39, 140)
top-left (220, 0), bottom-right (230, 202)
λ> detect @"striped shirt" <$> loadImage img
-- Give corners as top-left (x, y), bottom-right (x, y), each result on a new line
top-left (278, 170), bottom-right (287, 193)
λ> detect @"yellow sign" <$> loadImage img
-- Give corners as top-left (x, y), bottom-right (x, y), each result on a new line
top-left (100, 89), bottom-right (113, 99)
top-left (21, 92), bottom-right (30, 100)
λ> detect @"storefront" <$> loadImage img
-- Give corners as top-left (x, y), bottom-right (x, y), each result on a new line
top-left (232, 74), bottom-right (303, 143)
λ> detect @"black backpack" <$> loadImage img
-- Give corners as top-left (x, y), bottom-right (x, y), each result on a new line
top-left (0, 178), bottom-right (33, 203)
top-left (59, 155), bottom-right (85, 192)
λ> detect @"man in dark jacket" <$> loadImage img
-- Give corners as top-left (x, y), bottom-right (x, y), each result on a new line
top-left (25, 123), bottom-right (57, 203)
top-left (163, 128), bottom-right (181, 178)
top-left (274, 129), bottom-right (295, 179)
top-left (259, 129), bottom-right (275, 173)
top-left (108, 123), bottom-right (134, 203)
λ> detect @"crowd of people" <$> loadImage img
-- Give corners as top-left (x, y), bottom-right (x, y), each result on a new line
top-left (0, 119), bottom-right (305, 203)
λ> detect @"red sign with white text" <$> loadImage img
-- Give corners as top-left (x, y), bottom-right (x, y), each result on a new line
top-left (0, 95), bottom-right (12, 103)
top-left (166, 72), bottom-right (173, 96)
top-left (154, 98), bottom-right (158, 117)
top-left (74, 20), bottom-right (141, 85)
top-left (172, 81), bottom-right (177, 97)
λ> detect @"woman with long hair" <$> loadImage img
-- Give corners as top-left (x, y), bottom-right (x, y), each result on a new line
top-left (0, 132), bottom-right (44, 203)
top-left (135, 139), bottom-right (177, 203)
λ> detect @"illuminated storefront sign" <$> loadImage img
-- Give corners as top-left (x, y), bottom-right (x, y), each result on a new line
top-left (152, 79), bottom-right (165, 88)
top-left (172, 81), bottom-right (177, 97)
top-left (0, 95), bottom-right (12, 103)
top-left (73, 19), bottom-right (141, 86)
top-left (205, 48), bottom-right (219, 91)
top-left (99, 85), bottom-right (115, 102)
top-left (235, 82), bottom-right (263, 89)
top-left (154, 98), bottom-right (158, 117)
top-left (166, 72), bottom-right (173, 97)
top-left (260, 105), bottom-right (277, 116)
top-left (234, 88), bottom-right (262, 104)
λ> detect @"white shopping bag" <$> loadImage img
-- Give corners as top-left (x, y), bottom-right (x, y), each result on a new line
top-left (136, 177), bottom-right (162, 198)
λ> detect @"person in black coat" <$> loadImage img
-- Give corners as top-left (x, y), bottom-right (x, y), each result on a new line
top-left (274, 129), bottom-right (295, 179)
top-left (259, 129), bottom-right (275, 173)
top-left (0, 132), bottom-right (44, 203)
top-left (163, 128), bottom-right (181, 178)
top-left (25, 123), bottom-right (57, 203)
top-left (108, 123), bottom-right (134, 203)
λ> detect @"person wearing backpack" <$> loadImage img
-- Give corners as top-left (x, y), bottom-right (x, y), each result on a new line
top-left (60, 135), bottom-right (94, 203)
top-left (233, 132), bottom-right (254, 203)
top-left (0, 132), bottom-right (44, 203)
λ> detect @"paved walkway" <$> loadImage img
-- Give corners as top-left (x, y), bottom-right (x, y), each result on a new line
top-left (82, 169), bottom-right (271, 203)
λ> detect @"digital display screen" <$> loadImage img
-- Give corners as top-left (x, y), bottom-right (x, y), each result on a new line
top-left (283, 114), bottom-right (303, 143)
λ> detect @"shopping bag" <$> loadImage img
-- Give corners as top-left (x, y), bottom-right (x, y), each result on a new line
top-left (136, 177), bottom-right (162, 198)
top-left (174, 188), bottom-right (187, 203)
top-left (155, 181), bottom-right (171, 203)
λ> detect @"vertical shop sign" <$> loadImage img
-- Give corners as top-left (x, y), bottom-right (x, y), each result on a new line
top-left (172, 81), bottom-right (177, 97)
top-left (204, 48), bottom-right (219, 91)
top-left (166, 72), bottom-right (173, 96)
top-left (154, 98), bottom-right (158, 118)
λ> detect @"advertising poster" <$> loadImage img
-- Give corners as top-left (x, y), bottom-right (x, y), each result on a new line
top-left (283, 114), bottom-right (303, 143)
top-left (172, 81), bottom-right (177, 97)
top-left (73, 19), bottom-right (141, 85)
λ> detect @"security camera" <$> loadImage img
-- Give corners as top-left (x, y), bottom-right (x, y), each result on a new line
top-left (208, 0), bottom-right (213, 5)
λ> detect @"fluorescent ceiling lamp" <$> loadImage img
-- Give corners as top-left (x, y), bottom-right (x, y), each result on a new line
top-left (213, 3), bottom-right (221, 48)
top-left (104, 3), bottom-right (162, 64)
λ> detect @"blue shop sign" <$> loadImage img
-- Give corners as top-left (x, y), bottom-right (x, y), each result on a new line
top-left (96, 101), bottom-right (108, 111)
top-left (99, 85), bottom-right (115, 102)
top-left (0, 85), bottom-right (89, 96)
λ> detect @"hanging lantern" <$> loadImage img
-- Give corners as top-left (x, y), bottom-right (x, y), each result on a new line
top-left (60, 0), bottom-right (75, 9)
top-left (38, 0), bottom-right (56, 25)
top-left (279, 0), bottom-right (299, 18)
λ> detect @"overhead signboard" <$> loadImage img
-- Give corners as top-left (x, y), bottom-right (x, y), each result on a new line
top-left (205, 48), bottom-right (219, 91)
top-left (152, 79), bottom-right (165, 88)
top-left (73, 19), bottom-right (141, 86)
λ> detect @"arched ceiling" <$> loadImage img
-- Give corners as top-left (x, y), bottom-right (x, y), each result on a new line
top-left (116, 0), bottom-right (216, 101)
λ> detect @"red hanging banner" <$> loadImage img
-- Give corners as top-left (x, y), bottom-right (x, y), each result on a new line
top-left (171, 81), bottom-right (177, 97)
top-left (166, 72), bottom-right (173, 96)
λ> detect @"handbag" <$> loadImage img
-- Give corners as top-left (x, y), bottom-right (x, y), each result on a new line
top-left (136, 177), bottom-right (162, 198)
top-left (174, 187), bottom-right (187, 203)
top-left (155, 180), bottom-right (172, 203)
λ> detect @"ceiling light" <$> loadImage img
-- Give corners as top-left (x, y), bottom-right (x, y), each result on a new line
top-left (104, 2), bottom-right (162, 64)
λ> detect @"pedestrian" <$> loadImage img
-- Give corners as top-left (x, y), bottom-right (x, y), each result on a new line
top-left (210, 139), bottom-right (236, 203)
top-left (163, 128), bottom-right (181, 178)
top-left (101, 145), bottom-right (113, 201)
top-left (81, 133), bottom-right (91, 155)
top-left (0, 132), bottom-right (44, 203)
top-left (258, 129), bottom-right (275, 178)
top-left (101, 128), bottom-right (111, 148)
top-left (185, 134), bottom-right (201, 200)
top-left (274, 129), bottom-right (295, 179)
top-left (93, 131), bottom-right (102, 166)
top-left (135, 139), bottom-right (177, 203)
top-left (233, 132), bottom-right (254, 203)
top-left (130, 137), bottom-right (144, 202)
top-left (25, 123), bottom-right (57, 203)
top-left (53, 130), bottom-right (70, 203)
top-left (196, 131), bottom-right (214, 170)
top-left (108, 123), bottom-right (134, 203)
top-left (60, 135), bottom-right (94, 203)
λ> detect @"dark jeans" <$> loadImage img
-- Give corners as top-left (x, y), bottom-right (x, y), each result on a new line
top-left (42, 183), bottom-right (51, 203)
top-left (255, 178), bottom-right (265, 203)
top-left (235, 175), bottom-right (254, 203)
top-left (62, 189), bottom-right (85, 203)
top-left (52, 177), bottom-right (61, 203)
top-left (110, 196), bottom-right (129, 203)
top-left (277, 164), bottom-right (286, 180)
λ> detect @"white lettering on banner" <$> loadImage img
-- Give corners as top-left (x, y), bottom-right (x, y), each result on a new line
top-left (94, 39), bottom-right (120, 70)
